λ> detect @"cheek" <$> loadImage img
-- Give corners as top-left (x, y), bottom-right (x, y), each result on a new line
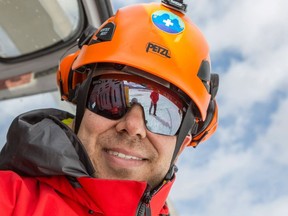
top-left (77, 110), bottom-right (122, 155)
top-left (82, 112), bottom-right (101, 133)
top-left (148, 133), bottom-right (176, 159)
top-left (77, 112), bottom-right (106, 148)
top-left (162, 137), bottom-right (177, 159)
top-left (80, 110), bottom-right (115, 135)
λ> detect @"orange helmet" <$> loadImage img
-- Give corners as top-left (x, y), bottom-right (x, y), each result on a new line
top-left (57, 1), bottom-right (219, 147)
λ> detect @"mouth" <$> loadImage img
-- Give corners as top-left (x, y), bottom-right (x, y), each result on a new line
top-left (104, 149), bottom-right (147, 161)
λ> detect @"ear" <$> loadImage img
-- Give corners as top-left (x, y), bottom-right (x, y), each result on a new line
top-left (180, 134), bottom-right (192, 152)
top-left (174, 134), bottom-right (192, 162)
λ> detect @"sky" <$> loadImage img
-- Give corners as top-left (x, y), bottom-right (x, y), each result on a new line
top-left (1, 0), bottom-right (288, 215)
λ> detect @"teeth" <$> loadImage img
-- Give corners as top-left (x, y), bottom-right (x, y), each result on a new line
top-left (107, 150), bottom-right (143, 160)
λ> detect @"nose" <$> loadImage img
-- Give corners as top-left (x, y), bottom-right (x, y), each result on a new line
top-left (115, 105), bottom-right (147, 139)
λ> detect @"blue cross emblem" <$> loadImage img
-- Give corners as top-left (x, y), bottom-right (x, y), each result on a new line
top-left (152, 10), bottom-right (185, 34)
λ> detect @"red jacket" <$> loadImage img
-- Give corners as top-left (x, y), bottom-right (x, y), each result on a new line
top-left (0, 171), bottom-right (173, 216)
top-left (150, 91), bottom-right (159, 104)
top-left (0, 109), bottom-right (174, 216)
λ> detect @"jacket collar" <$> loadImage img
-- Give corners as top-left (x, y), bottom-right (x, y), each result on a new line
top-left (38, 175), bottom-right (174, 216)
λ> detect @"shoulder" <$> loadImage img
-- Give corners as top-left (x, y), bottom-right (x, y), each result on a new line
top-left (0, 171), bottom-right (80, 215)
top-left (0, 170), bottom-right (45, 199)
top-left (0, 171), bottom-right (39, 214)
top-left (0, 170), bottom-right (35, 186)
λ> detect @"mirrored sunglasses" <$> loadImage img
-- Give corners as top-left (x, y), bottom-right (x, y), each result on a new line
top-left (86, 74), bottom-right (187, 136)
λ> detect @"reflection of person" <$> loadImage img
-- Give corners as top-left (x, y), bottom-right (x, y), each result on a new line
top-left (131, 97), bottom-right (139, 105)
top-left (0, 1), bottom-right (219, 215)
top-left (149, 90), bottom-right (159, 116)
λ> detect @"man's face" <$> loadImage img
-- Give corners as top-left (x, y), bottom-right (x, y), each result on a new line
top-left (77, 105), bottom-right (184, 188)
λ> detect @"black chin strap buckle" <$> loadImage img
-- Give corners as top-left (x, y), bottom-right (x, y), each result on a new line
top-left (164, 164), bottom-right (178, 181)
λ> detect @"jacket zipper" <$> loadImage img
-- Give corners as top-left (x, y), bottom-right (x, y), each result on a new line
top-left (136, 192), bottom-right (152, 216)
top-left (136, 185), bottom-right (152, 216)
top-left (136, 180), bottom-right (170, 216)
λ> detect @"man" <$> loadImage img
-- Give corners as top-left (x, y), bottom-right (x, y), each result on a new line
top-left (0, 0), bottom-right (219, 215)
top-left (149, 90), bottom-right (159, 116)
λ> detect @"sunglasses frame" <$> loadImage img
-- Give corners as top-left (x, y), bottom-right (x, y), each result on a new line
top-left (86, 73), bottom-right (189, 136)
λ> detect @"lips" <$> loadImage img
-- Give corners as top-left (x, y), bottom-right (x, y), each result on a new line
top-left (105, 149), bottom-right (145, 161)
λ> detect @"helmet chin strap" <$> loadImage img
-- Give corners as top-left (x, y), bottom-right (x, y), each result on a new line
top-left (74, 68), bottom-right (95, 134)
top-left (164, 102), bottom-right (198, 180)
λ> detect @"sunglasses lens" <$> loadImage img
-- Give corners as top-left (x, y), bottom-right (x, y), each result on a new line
top-left (87, 76), bottom-right (186, 135)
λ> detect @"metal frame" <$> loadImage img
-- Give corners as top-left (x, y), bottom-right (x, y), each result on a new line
top-left (0, 0), bottom-right (113, 101)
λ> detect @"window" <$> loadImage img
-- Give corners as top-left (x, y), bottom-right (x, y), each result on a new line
top-left (0, 0), bottom-right (81, 59)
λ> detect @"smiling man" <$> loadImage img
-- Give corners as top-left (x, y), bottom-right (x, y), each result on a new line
top-left (0, 1), bottom-right (219, 215)
top-left (78, 83), bottom-right (180, 189)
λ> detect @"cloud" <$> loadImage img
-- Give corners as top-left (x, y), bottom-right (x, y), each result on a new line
top-left (186, 0), bottom-right (288, 117)
top-left (188, 0), bottom-right (288, 52)
top-left (171, 97), bottom-right (288, 215)
top-left (254, 97), bottom-right (288, 166)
